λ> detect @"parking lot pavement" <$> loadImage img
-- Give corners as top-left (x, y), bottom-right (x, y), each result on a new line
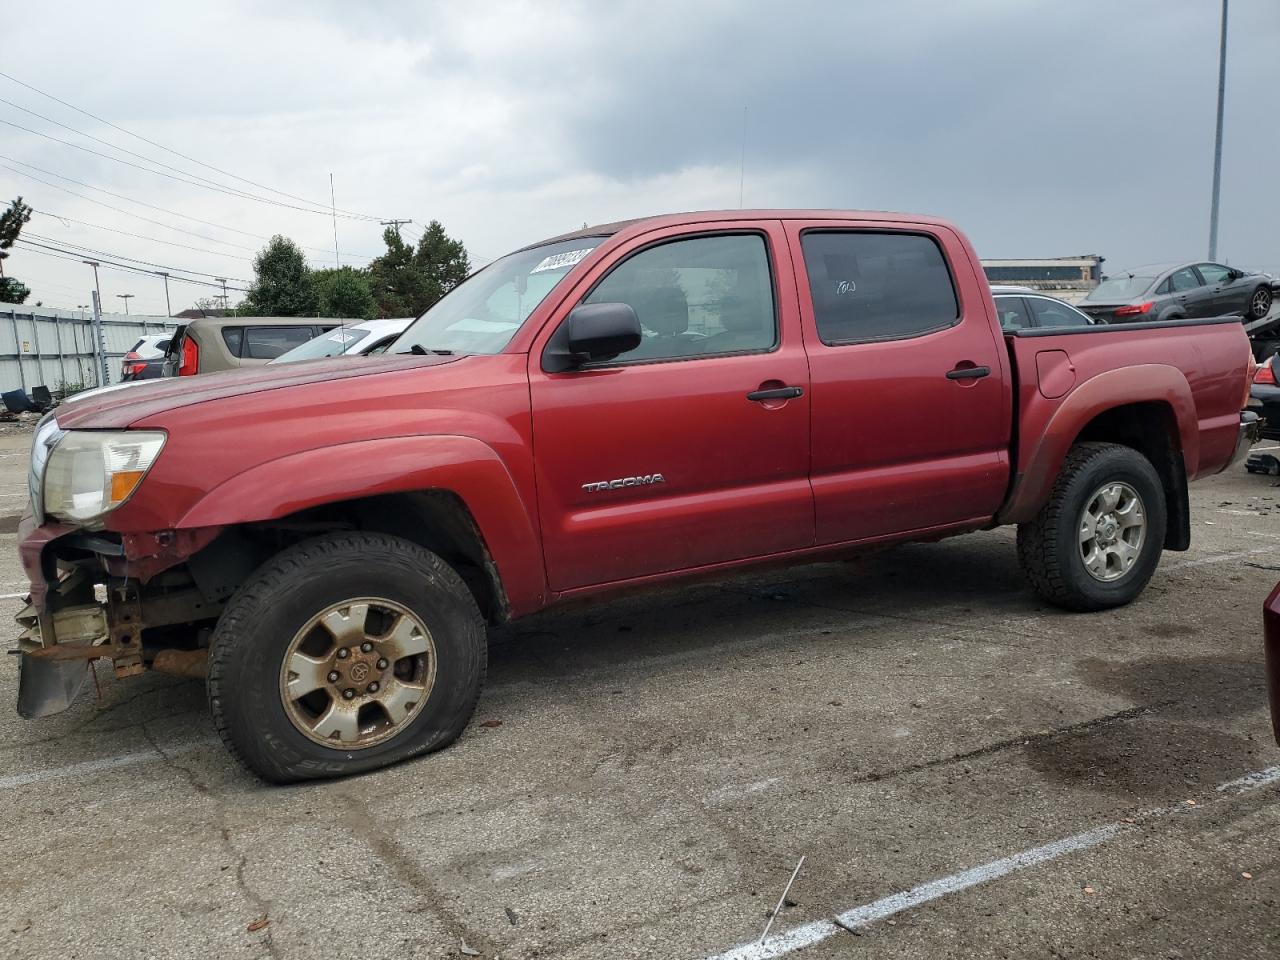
top-left (1, 433), bottom-right (1278, 960)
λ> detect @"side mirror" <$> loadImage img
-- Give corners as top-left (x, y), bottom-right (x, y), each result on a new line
top-left (543, 302), bottom-right (641, 371)
top-left (1229, 268), bottom-right (1244, 281)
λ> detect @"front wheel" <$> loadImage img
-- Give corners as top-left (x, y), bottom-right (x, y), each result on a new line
top-left (1248, 286), bottom-right (1274, 321)
top-left (207, 532), bottom-right (486, 783)
top-left (1017, 442), bottom-right (1167, 611)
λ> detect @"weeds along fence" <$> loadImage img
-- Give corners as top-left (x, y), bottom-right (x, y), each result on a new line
top-left (0, 303), bottom-right (176, 396)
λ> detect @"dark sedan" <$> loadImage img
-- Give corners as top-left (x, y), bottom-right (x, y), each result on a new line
top-left (1079, 261), bottom-right (1274, 325)
top-left (1250, 355), bottom-right (1280, 441)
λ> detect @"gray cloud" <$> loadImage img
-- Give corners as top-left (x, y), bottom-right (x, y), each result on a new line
top-left (3, 0), bottom-right (1278, 313)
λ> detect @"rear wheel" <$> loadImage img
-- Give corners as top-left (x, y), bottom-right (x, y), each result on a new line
top-left (1248, 286), bottom-right (1274, 321)
top-left (1017, 442), bottom-right (1167, 611)
top-left (207, 532), bottom-right (486, 783)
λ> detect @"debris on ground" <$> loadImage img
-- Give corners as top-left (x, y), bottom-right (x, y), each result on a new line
top-left (480, 719), bottom-right (503, 728)
top-left (246, 917), bottom-right (270, 932)
top-left (459, 939), bottom-right (481, 956)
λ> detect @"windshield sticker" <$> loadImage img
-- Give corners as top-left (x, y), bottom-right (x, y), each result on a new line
top-left (530, 248), bottom-right (593, 274)
top-left (326, 331), bottom-right (359, 344)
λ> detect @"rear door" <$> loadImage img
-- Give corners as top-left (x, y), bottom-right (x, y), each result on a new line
top-left (1168, 266), bottom-right (1210, 317)
top-left (528, 221), bottom-right (814, 591)
top-left (786, 221), bottom-right (1011, 544)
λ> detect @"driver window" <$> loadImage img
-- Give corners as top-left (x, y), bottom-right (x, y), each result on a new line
top-left (1169, 268), bottom-right (1201, 292)
top-left (582, 234), bottom-right (776, 363)
top-left (1197, 263), bottom-right (1231, 286)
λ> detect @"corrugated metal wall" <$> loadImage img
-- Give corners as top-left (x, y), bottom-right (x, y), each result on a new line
top-left (0, 304), bottom-right (176, 394)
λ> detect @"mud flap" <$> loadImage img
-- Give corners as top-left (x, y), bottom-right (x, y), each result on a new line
top-left (17, 653), bottom-right (90, 718)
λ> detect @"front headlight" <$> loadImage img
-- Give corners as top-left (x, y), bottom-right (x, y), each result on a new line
top-left (42, 430), bottom-right (166, 525)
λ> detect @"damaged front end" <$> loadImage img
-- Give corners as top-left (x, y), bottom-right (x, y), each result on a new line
top-left (15, 519), bottom-right (230, 718)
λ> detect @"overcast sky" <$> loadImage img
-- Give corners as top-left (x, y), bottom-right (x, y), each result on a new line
top-left (4, 0), bottom-right (1278, 316)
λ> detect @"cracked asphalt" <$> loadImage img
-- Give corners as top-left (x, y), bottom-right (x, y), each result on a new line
top-left (1, 428), bottom-right (1278, 960)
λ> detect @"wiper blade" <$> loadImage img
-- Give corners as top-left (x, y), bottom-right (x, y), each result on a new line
top-left (406, 344), bottom-right (454, 356)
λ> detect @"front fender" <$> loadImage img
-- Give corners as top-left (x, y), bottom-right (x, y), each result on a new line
top-left (999, 364), bottom-right (1198, 524)
top-left (177, 435), bottom-right (546, 615)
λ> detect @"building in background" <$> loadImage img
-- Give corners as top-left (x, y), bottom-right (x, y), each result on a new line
top-left (980, 256), bottom-right (1105, 303)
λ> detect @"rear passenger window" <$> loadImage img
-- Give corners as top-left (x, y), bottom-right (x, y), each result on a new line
top-left (243, 326), bottom-right (316, 359)
top-left (992, 296), bottom-right (1031, 331)
top-left (800, 232), bottom-right (958, 344)
top-left (582, 233), bottom-right (776, 363)
top-left (221, 327), bottom-right (244, 356)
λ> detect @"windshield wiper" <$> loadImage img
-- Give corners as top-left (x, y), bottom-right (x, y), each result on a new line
top-left (405, 345), bottom-right (454, 356)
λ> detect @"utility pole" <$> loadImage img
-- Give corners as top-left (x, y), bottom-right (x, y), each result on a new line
top-left (214, 278), bottom-right (229, 311)
top-left (330, 173), bottom-right (340, 268)
top-left (82, 259), bottom-right (103, 309)
top-left (90, 289), bottom-right (108, 386)
top-left (1208, 0), bottom-right (1228, 261)
top-left (380, 218), bottom-right (412, 237)
top-left (116, 293), bottom-right (134, 315)
top-left (156, 271), bottom-right (172, 317)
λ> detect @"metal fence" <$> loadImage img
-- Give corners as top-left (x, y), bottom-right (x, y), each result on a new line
top-left (0, 304), bottom-right (176, 395)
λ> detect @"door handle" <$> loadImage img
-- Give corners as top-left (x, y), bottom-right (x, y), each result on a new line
top-left (946, 365), bottom-right (990, 381)
top-left (747, 386), bottom-right (804, 401)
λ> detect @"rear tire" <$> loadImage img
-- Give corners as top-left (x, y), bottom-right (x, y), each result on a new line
top-left (1017, 442), bottom-right (1167, 611)
top-left (207, 532), bottom-right (486, 783)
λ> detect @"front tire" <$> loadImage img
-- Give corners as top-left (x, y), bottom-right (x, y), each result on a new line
top-left (207, 532), bottom-right (486, 783)
top-left (1017, 442), bottom-right (1167, 611)
top-left (1248, 286), bottom-right (1274, 321)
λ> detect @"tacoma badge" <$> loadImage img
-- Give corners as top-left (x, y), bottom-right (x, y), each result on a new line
top-left (582, 474), bottom-right (665, 493)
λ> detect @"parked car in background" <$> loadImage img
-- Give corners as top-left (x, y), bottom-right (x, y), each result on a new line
top-left (990, 285), bottom-right (1095, 332)
top-left (162, 317), bottom-right (343, 377)
top-left (1249, 355), bottom-right (1280, 441)
top-left (268, 318), bottom-right (413, 365)
top-left (1079, 261), bottom-right (1274, 325)
top-left (14, 208), bottom-right (1258, 782)
top-left (120, 334), bottom-right (172, 381)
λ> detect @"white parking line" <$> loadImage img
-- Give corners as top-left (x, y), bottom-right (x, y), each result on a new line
top-left (704, 764), bottom-right (1280, 960)
top-left (0, 739), bottom-right (211, 790)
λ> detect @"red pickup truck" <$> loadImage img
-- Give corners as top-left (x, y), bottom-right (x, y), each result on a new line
top-left (15, 210), bottom-right (1258, 782)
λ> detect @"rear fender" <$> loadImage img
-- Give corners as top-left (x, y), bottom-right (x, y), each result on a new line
top-left (1000, 364), bottom-right (1197, 524)
top-left (177, 435), bottom-right (545, 615)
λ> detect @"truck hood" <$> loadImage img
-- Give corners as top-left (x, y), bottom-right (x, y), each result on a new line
top-left (54, 353), bottom-right (461, 429)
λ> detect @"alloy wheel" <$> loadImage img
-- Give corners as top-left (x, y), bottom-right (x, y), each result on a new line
top-left (279, 598), bottom-right (436, 749)
top-left (1078, 482), bottom-right (1146, 582)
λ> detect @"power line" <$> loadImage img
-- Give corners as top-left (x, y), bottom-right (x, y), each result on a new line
top-left (15, 241), bottom-right (249, 291)
top-left (0, 96), bottom-right (349, 219)
top-left (0, 155), bottom-right (381, 259)
top-left (31, 209), bottom-right (253, 261)
top-left (0, 68), bottom-right (387, 221)
top-left (0, 116), bottom-right (383, 221)
top-left (22, 233), bottom-right (251, 283)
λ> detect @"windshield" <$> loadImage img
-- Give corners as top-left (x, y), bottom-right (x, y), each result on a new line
top-left (393, 237), bottom-right (606, 355)
top-left (270, 326), bottom-right (373, 364)
top-left (1086, 275), bottom-right (1155, 301)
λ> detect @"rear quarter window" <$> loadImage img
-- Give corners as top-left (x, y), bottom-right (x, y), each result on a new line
top-left (800, 231), bottom-right (959, 344)
top-left (221, 326), bottom-right (244, 357)
top-left (243, 326), bottom-right (316, 359)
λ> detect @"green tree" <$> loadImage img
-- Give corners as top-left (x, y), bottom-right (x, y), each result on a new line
top-left (0, 196), bottom-right (34, 304)
top-left (243, 235), bottom-right (317, 316)
top-left (369, 220), bottom-right (470, 317)
top-left (314, 266), bottom-right (376, 320)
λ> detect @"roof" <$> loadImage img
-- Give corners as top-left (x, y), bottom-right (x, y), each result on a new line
top-left (521, 209), bottom-right (956, 252)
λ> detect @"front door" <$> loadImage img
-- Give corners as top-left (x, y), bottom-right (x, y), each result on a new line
top-left (786, 221), bottom-right (1011, 544)
top-left (528, 223), bottom-right (814, 592)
